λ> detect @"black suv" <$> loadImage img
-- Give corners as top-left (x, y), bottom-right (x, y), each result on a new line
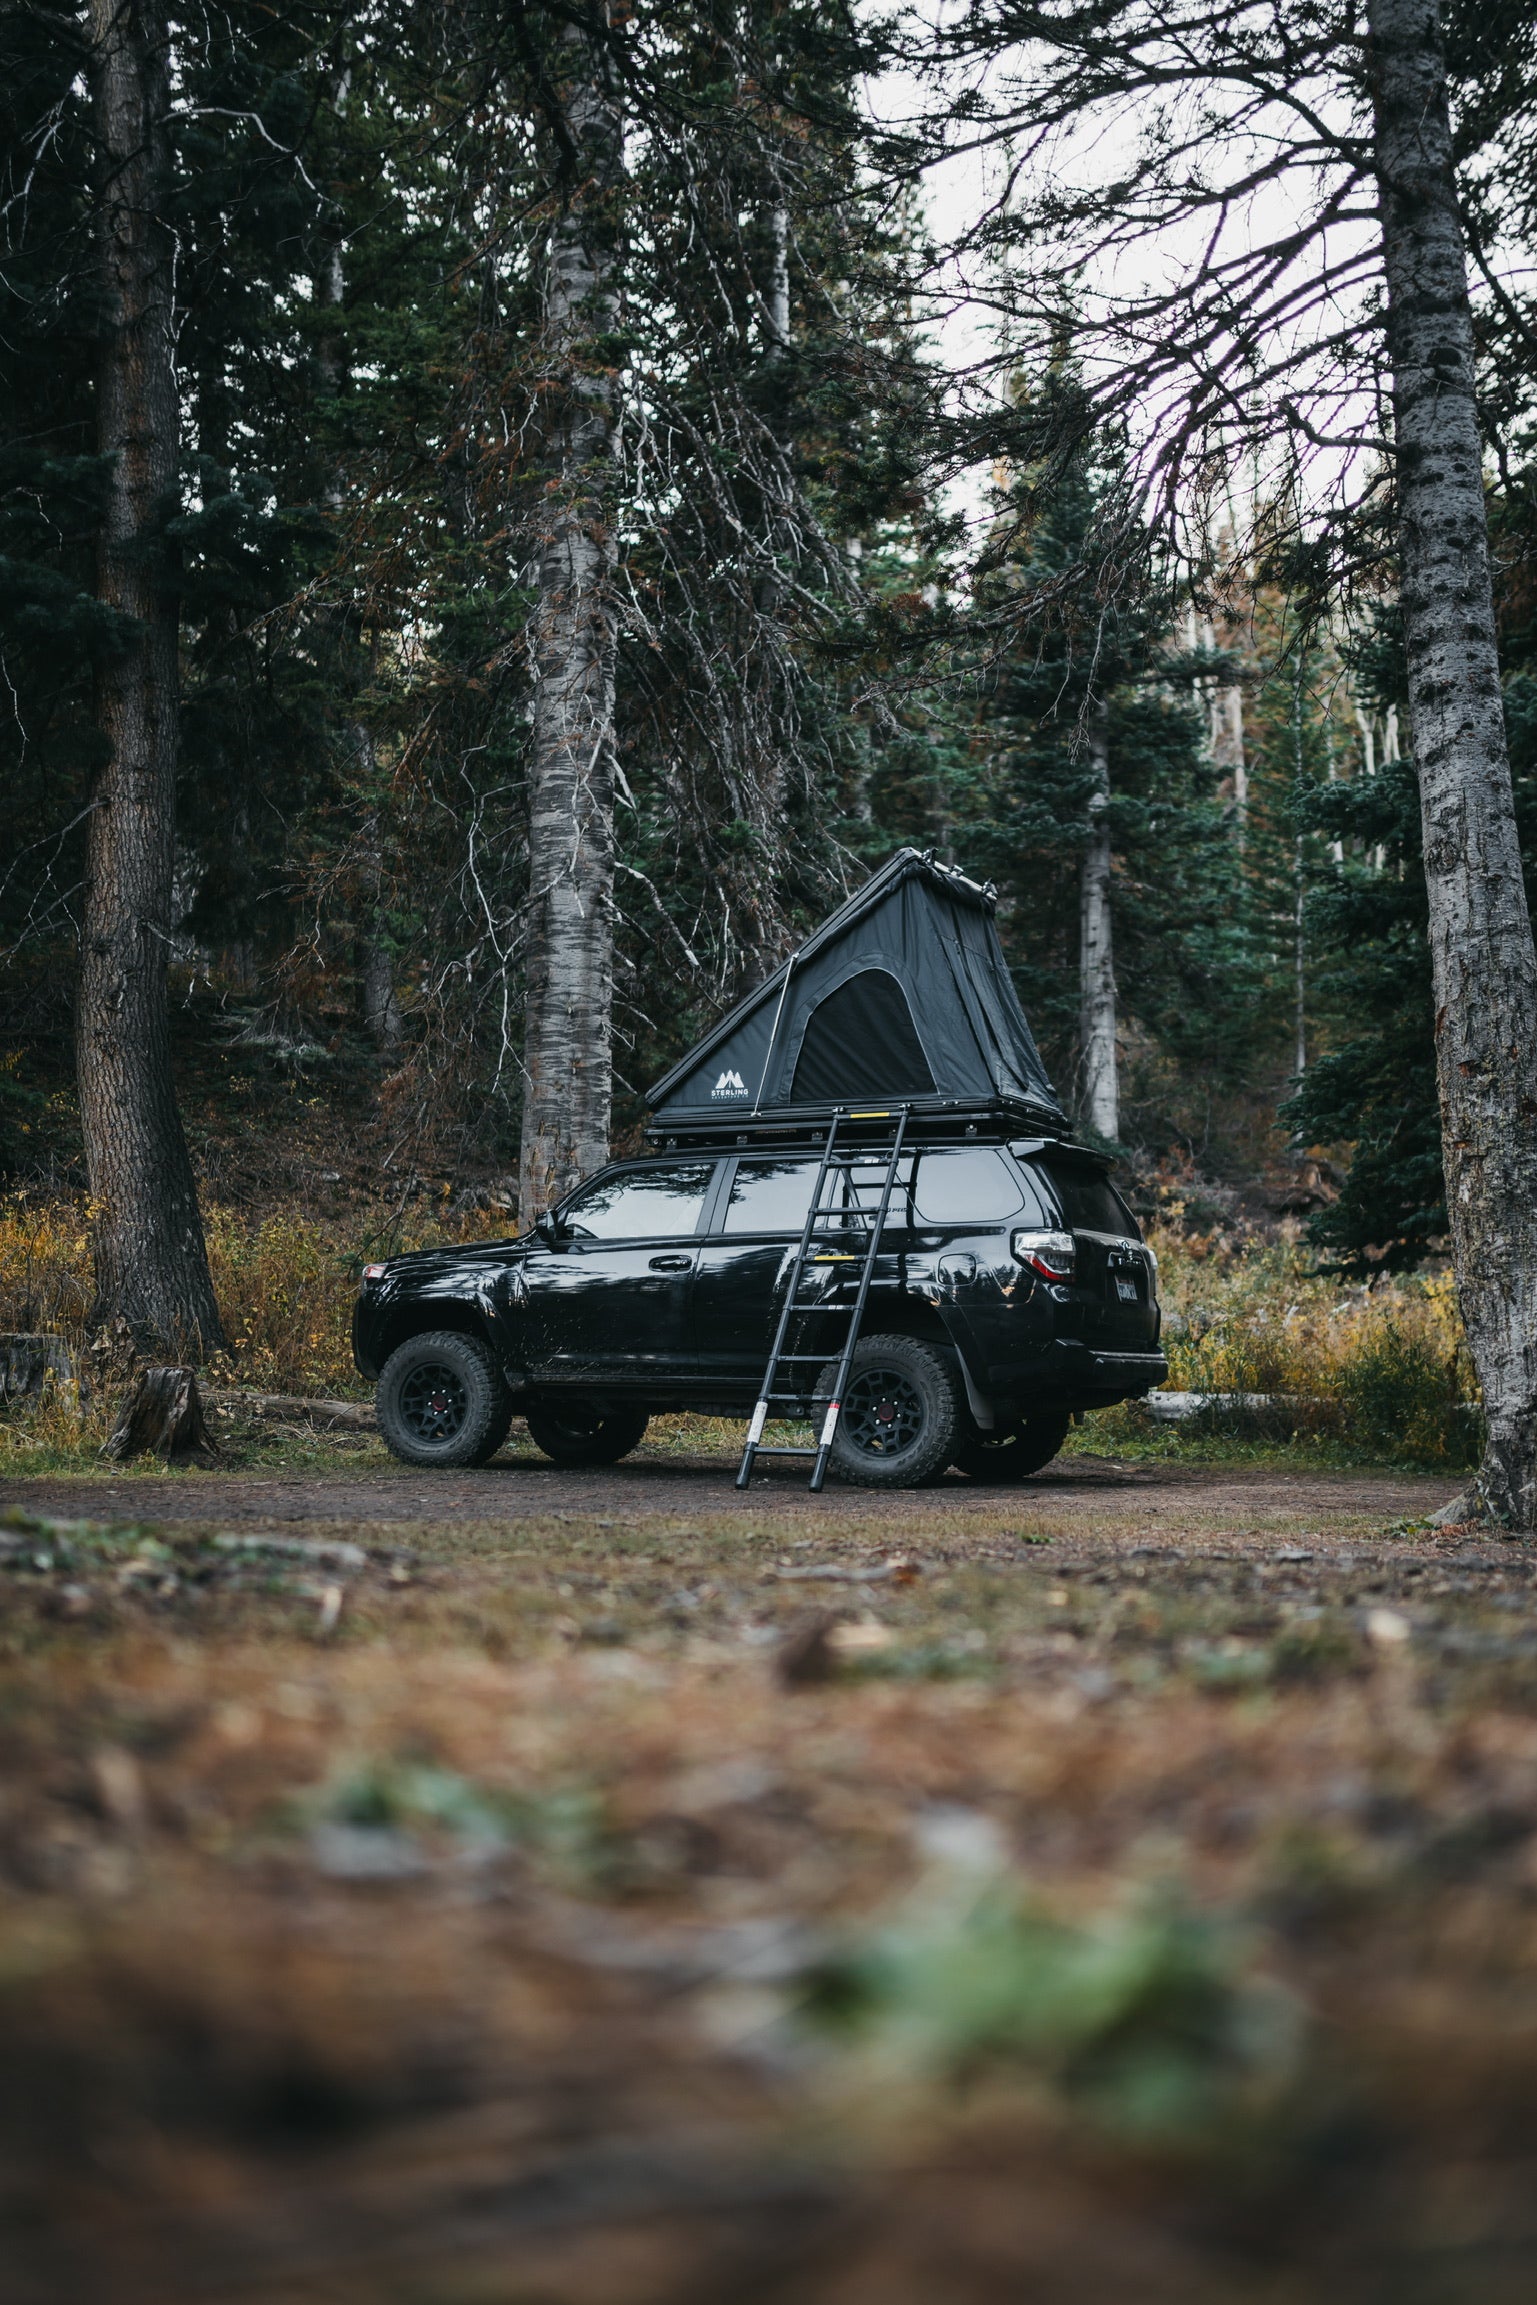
top-left (352, 1133), bottom-right (1166, 1487)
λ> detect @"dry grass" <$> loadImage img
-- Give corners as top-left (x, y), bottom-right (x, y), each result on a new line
top-left (0, 1196), bottom-right (519, 1457)
top-left (1114, 1229), bottom-right (1480, 1468)
top-left (0, 1197), bottom-right (1482, 1476)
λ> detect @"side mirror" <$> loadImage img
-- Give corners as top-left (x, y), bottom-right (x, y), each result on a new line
top-left (534, 1209), bottom-right (564, 1245)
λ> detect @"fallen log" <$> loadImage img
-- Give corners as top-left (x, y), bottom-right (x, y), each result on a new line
top-left (1145, 1391), bottom-right (1327, 1424)
top-left (204, 1388), bottom-right (376, 1432)
top-left (104, 1367), bottom-right (219, 1463)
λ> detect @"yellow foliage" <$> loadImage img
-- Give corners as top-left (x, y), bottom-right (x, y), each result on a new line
top-left (0, 1194), bottom-right (516, 1404)
top-left (1149, 1230), bottom-right (1479, 1466)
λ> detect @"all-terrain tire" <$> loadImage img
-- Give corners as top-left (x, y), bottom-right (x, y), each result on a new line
top-left (376, 1330), bottom-right (513, 1469)
top-left (815, 1334), bottom-right (963, 1489)
top-left (524, 1403), bottom-right (650, 1467)
top-left (951, 1407), bottom-right (1072, 1484)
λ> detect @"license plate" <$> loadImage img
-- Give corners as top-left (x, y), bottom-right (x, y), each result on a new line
top-left (1115, 1276), bottom-right (1139, 1303)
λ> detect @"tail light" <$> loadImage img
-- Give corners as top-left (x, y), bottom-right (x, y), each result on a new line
top-left (1011, 1228), bottom-right (1076, 1279)
top-left (362, 1263), bottom-right (388, 1284)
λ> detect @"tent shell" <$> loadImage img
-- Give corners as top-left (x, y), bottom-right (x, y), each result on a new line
top-left (645, 849), bottom-right (1068, 1148)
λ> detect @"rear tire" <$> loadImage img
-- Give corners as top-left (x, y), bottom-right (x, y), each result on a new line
top-left (951, 1408), bottom-right (1071, 1483)
top-left (816, 1334), bottom-right (962, 1489)
top-left (525, 1403), bottom-right (650, 1467)
top-left (377, 1330), bottom-right (512, 1468)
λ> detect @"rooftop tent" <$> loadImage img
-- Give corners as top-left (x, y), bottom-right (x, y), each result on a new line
top-left (646, 849), bottom-right (1067, 1133)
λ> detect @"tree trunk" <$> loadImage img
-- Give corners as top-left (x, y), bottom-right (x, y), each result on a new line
top-left (1079, 702), bottom-right (1119, 1140)
top-left (723, 195), bottom-right (797, 1005)
top-left (518, 11), bottom-right (624, 1220)
top-left (1369, 0), bottom-right (1537, 1525)
top-left (1212, 676), bottom-right (1247, 833)
top-left (356, 774), bottom-right (401, 1050)
top-left (312, 108), bottom-right (402, 1058)
top-left (80, 0), bottom-right (223, 1352)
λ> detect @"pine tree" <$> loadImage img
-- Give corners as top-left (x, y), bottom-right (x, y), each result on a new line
top-left (966, 423), bottom-right (1241, 1149)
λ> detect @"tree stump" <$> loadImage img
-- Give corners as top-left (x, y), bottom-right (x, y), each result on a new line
top-left (104, 1367), bottom-right (219, 1464)
top-left (0, 1334), bottom-right (79, 1410)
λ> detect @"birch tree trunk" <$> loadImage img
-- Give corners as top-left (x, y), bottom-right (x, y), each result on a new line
top-left (724, 195), bottom-right (796, 1001)
top-left (1369, 0), bottom-right (1537, 1525)
top-left (1079, 702), bottom-right (1119, 1140)
top-left (79, 0), bottom-right (224, 1351)
top-left (518, 11), bottom-right (623, 1220)
top-left (1211, 676), bottom-right (1247, 833)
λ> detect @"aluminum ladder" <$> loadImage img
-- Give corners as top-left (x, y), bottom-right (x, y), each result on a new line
top-left (734, 1105), bottom-right (911, 1493)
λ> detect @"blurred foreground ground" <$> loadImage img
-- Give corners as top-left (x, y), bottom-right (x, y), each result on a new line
top-left (4, 1437), bottom-right (1537, 2304)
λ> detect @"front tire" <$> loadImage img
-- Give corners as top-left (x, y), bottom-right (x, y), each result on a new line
top-left (951, 1408), bottom-right (1072, 1484)
top-left (377, 1330), bottom-right (512, 1468)
top-left (524, 1403), bottom-right (650, 1467)
top-left (816, 1335), bottom-right (962, 1489)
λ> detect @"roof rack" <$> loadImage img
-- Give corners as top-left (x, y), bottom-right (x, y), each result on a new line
top-left (645, 1093), bottom-right (1072, 1155)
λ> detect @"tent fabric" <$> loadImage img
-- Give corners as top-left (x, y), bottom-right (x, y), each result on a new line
top-left (790, 969), bottom-right (935, 1102)
top-left (647, 849), bottom-right (1066, 1127)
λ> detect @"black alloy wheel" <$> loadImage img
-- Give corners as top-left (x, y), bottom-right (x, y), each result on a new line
top-left (524, 1403), bottom-right (650, 1467)
top-left (842, 1367), bottom-right (926, 1459)
top-left (400, 1361), bottom-right (469, 1445)
top-left (816, 1334), bottom-right (962, 1489)
top-left (951, 1407), bottom-right (1072, 1483)
top-left (376, 1330), bottom-right (513, 1468)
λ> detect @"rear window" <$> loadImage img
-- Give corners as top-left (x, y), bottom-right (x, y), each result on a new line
top-left (1041, 1162), bottom-right (1139, 1237)
top-left (911, 1148), bottom-right (1030, 1225)
top-left (719, 1146), bottom-right (1040, 1233)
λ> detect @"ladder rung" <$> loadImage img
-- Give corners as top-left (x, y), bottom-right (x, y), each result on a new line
top-left (748, 1444), bottom-right (820, 1457)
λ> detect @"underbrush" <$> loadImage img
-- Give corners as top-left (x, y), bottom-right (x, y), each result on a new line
top-left (1133, 1230), bottom-right (1481, 1470)
top-left (0, 1195), bottom-right (1482, 1474)
top-left (0, 1193), bottom-right (512, 1399)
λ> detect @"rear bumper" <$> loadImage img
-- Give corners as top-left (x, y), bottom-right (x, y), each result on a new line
top-left (984, 1342), bottom-right (1168, 1407)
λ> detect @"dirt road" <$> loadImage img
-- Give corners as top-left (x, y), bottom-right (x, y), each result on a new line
top-left (0, 1446), bottom-right (1456, 1552)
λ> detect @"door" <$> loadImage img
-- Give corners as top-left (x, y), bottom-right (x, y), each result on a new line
top-left (689, 1155), bottom-right (825, 1388)
top-left (516, 1160), bottom-right (718, 1387)
top-left (689, 1152), bottom-right (919, 1390)
top-left (1038, 1158), bottom-right (1159, 1351)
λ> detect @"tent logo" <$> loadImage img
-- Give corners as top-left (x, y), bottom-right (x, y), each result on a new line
top-left (711, 1069), bottom-right (747, 1099)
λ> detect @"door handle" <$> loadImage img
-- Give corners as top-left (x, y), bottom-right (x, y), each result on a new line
top-left (648, 1253), bottom-right (692, 1271)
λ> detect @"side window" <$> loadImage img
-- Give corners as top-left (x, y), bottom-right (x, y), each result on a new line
top-left (831, 1153), bottom-right (916, 1223)
top-left (562, 1163), bottom-right (715, 1240)
top-left (1041, 1162), bottom-right (1139, 1237)
top-left (912, 1148), bottom-right (1028, 1225)
top-left (722, 1158), bottom-right (822, 1234)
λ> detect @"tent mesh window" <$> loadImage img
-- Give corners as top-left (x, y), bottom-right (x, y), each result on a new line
top-left (790, 969), bottom-right (936, 1104)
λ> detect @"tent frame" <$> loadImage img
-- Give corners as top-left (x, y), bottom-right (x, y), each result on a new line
top-left (645, 848), bottom-right (1065, 1138)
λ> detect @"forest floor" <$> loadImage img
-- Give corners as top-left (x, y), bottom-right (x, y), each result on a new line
top-left (6, 1439), bottom-right (1537, 2302)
